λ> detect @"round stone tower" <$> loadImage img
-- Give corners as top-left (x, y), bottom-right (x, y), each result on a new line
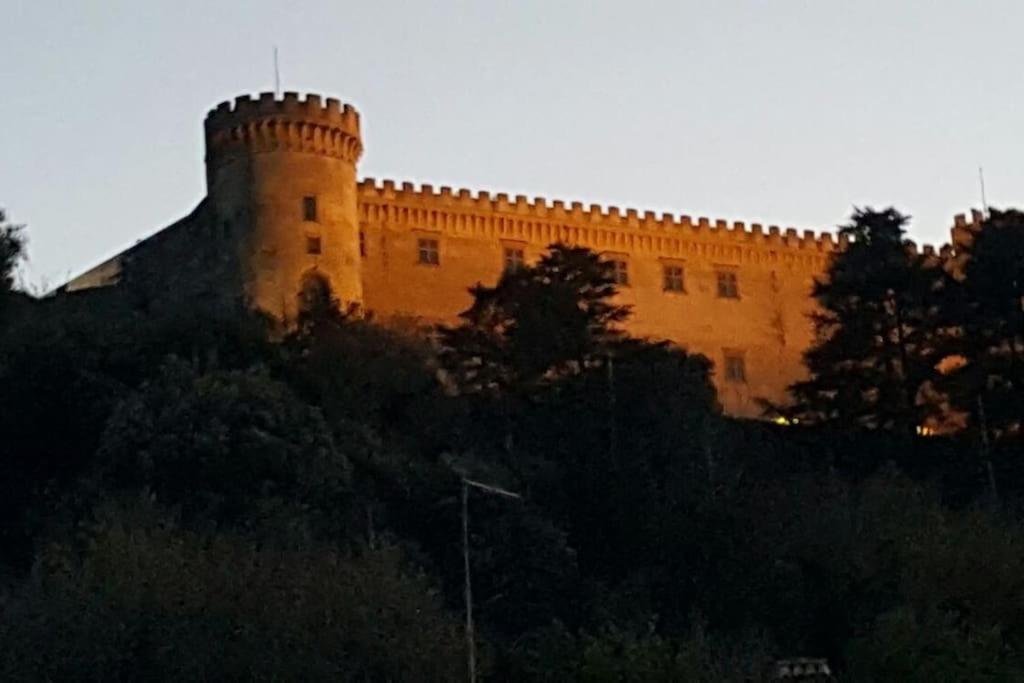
top-left (204, 92), bottom-right (364, 321)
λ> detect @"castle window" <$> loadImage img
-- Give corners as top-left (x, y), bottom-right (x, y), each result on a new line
top-left (504, 247), bottom-right (525, 273)
top-left (663, 264), bottom-right (685, 292)
top-left (717, 270), bottom-right (739, 299)
top-left (306, 235), bottom-right (322, 255)
top-left (418, 238), bottom-right (440, 265)
top-left (611, 260), bottom-right (629, 286)
top-left (303, 196), bottom-right (318, 222)
top-left (723, 351), bottom-right (746, 383)
top-left (359, 231), bottom-right (367, 258)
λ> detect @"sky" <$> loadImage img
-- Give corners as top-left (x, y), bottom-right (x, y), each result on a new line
top-left (3, 0), bottom-right (1022, 289)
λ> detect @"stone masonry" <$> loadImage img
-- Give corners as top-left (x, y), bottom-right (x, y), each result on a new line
top-left (65, 92), bottom-right (974, 417)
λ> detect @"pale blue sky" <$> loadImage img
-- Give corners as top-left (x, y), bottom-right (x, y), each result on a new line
top-left (4, 1), bottom-right (1021, 287)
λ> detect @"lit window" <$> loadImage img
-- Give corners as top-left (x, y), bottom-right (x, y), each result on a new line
top-left (303, 196), bottom-right (318, 222)
top-left (418, 238), bottom-right (440, 265)
top-left (611, 260), bottom-right (629, 286)
top-left (717, 270), bottom-right (739, 299)
top-left (359, 231), bottom-right (367, 258)
top-left (306, 235), bottom-right (322, 255)
top-left (663, 265), bottom-right (684, 292)
top-left (723, 352), bottom-right (746, 383)
top-left (504, 247), bottom-right (525, 272)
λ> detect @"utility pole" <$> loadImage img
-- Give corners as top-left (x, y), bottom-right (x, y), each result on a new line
top-left (460, 477), bottom-right (520, 683)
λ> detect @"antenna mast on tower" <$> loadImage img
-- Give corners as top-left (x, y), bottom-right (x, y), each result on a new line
top-left (979, 166), bottom-right (989, 218)
top-left (273, 46), bottom-right (281, 97)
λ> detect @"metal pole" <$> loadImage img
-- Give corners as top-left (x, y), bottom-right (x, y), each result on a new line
top-left (462, 479), bottom-right (476, 683)
top-left (459, 477), bottom-right (518, 683)
top-left (273, 46), bottom-right (281, 97)
top-left (979, 166), bottom-right (989, 219)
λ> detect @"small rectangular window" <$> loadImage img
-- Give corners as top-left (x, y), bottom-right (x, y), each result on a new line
top-left (717, 270), bottom-right (739, 299)
top-left (724, 352), bottom-right (746, 383)
top-left (359, 231), bottom-right (367, 258)
top-left (504, 247), bottom-right (525, 273)
top-left (418, 238), bottom-right (440, 265)
top-left (306, 235), bottom-right (322, 255)
top-left (611, 260), bottom-right (629, 286)
top-left (303, 196), bottom-right (318, 222)
top-left (663, 264), bottom-right (685, 292)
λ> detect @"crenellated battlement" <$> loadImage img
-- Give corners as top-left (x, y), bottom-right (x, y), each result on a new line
top-left (206, 91), bottom-right (360, 135)
top-left (205, 92), bottom-right (362, 166)
top-left (62, 88), bottom-right (985, 421)
top-left (357, 177), bottom-right (849, 254)
top-left (953, 209), bottom-right (986, 230)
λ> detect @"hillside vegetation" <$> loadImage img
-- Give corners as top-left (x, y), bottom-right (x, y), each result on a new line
top-left (3, 208), bottom-right (1024, 680)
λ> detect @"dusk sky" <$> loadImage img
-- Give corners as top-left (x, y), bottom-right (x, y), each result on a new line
top-left (4, 0), bottom-right (1022, 288)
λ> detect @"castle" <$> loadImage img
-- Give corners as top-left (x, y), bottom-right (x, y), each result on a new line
top-left (65, 92), bottom-right (977, 417)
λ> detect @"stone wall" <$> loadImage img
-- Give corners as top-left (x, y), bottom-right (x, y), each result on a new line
top-left (60, 91), bottom-right (973, 418)
top-left (356, 179), bottom-right (839, 416)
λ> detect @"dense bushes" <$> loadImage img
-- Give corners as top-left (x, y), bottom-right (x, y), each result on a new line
top-left (4, 240), bottom-right (1024, 679)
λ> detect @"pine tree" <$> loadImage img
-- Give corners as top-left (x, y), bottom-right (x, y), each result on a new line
top-left (787, 208), bottom-right (948, 434)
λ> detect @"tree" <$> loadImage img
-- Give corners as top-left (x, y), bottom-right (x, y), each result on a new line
top-left (0, 501), bottom-right (467, 682)
top-left (439, 243), bottom-right (630, 399)
top-left (519, 339), bottom-right (719, 584)
top-left (0, 209), bottom-right (26, 323)
top-left (787, 208), bottom-right (948, 434)
top-left (943, 209), bottom-right (1024, 442)
top-left (0, 209), bottom-right (25, 294)
top-left (438, 243), bottom-right (631, 459)
top-left (283, 277), bottom-right (443, 440)
top-left (94, 358), bottom-right (356, 541)
top-left (0, 298), bottom-right (134, 567)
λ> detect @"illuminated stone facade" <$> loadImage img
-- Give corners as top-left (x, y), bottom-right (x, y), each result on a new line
top-left (65, 92), bottom-right (970, 417)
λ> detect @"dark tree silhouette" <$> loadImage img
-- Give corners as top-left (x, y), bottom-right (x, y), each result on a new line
top-left (787, 208), bottom-right (948, 434)
top-left (438, 242), bottom-right (630, 398)
top-left (95, 358), bottom-right (354, 539)
top-left (1, 209), bottom-right (26, 320)
top-left (943, 209), bottom-right (1024, 441)
top-left (0, 209), bottom-right (24, 291)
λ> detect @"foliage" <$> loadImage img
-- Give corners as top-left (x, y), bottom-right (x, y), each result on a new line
top-left (94, 358), bottom-right (355, 540)
top-left (517, 339), bottom-right (719, 589)
top-left (6, 233), bottom-right (1024, 679)
top-left (844, 607), bottom-right (1021, 682)
top-left (282, 294), bottom-right (445, 447)
top-left (943, 208), bottom-right (1024, 442)
top-left (0, 208), bottom-right (25, 295)
top-left (787, 208), bottom-right (950, 434)
top-left (0, 299), bottom-right (132, 565)
top-left (0, 502), bottom-right (466, 682)
top-left (499, 621), bottom-right (774, 682)
top-left (0, 289), bottom-right (277, 565)
top-left (439, 243), bottom-right (629, 398)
